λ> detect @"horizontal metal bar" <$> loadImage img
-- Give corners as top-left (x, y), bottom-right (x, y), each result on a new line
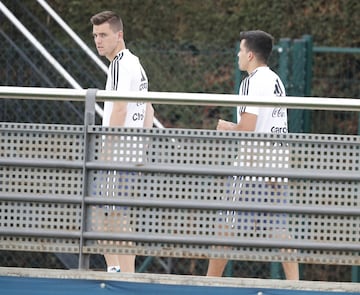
top-left (0, 193), bottom-right (358, 216)
top-left (0, 123), bottom-right (83, 134)
top-left (1, 122), bottom-right (357, 147)
top-left (84, 232), bottom-right (360, 252)
top-left (0, 86), bottom-right (87, 101)
top-left (1, 228), bottom-right (358, 252)
top-left (0, 229), bottom-right (81, 239)
top-left (314, 46), bottom-right (360, 54)
top-left (96, 90), bottom-right (360, 111)
top-left (85, 197), bottom-right (360, 216)
top-left (4, 157), bottom-right (356, 181)
top-left (4, 227), bottom-right (356, 253)
top-left (1, 86), bottom-right (360, 111)
top-left (88, 127), bottom-right (360, 145)
top-left (0, 158), bottom-right (83, 169)
top-left (0, 193), bottom-right (82, 204)
top-left (85, 162), bottom-right (360, 181)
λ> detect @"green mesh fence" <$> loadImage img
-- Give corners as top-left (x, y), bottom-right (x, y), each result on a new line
top-left (310, 49), bottom-right (360, 135)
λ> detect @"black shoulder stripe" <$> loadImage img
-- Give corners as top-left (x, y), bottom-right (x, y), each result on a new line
top-left (110, 52), bottom-right (124, 90)
top-left (240, 69), bottom-right (259, 96)
top-left (116, 52), bottom-right (124, 60)
top-left (110, 60), bottom-right (118, 90)
top-left (240, 76), bottom-right (250, 95)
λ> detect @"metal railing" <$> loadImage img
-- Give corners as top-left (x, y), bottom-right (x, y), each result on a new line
top-left (0, 86), bottom-right (359, 270)
top-left (1, 86), bottom-right (360, 110)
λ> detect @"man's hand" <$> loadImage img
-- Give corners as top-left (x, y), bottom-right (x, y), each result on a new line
top-left (217, 119), bottom-right (235, 131)
top-left (217, 113), bottom-right (257, 132)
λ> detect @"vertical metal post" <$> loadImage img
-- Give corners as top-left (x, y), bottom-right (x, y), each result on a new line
top-left (234, 41), bottom-right (241, 95)
top-left (78, 88), bottom-right (97, 270)
top-left (277, 38), bottom-right (291, 90)
top-left (270, 262), bottom-right (283, 279)
top-left (352, 266), bottom-right (360, 283)
top-left (288, 38), bottom-right (310, 133)
top-left (302, 34), bottom-right (313, 97)
top-left (233, 41), bottom-right (241, 122)
top-left (302, 35), bottom-right (313, 132)
top-left (290, 40), bottom-right (306, 96)
top-left (223, 261), bottom-right (233, 277)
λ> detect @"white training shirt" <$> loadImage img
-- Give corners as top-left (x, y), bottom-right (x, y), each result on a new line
top-left (102, 49), bottom-right (148, 127)
top-left (237, 66), bottom-right (288, 134)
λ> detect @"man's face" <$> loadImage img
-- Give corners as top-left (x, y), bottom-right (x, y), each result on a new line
top-left (237, 39), bottom-right (249, 71)
top-left (93, 22), bottom-right (122, 61)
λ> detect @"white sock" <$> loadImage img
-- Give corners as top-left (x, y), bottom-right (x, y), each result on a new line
top-left (107, 266), bottom-right (121, 272)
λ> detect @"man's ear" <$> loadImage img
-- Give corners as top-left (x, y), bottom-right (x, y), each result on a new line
top-left (117, 30), bottom-right (124, 41)
top-left (248, 51), bottom-right (254, 61)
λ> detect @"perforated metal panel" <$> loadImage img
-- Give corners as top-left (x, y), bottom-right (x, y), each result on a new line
top-left (0, 123), bottom-right (84, 252)
top-left (84, 127), bottom-right (360, 265)
top-left (1, 123), bottom-right (359, 265)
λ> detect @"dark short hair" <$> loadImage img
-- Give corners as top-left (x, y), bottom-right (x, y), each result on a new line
top-left (239, 30), bottom-right (274, 63)
top-left (90, 11), bottom-right (123, 32)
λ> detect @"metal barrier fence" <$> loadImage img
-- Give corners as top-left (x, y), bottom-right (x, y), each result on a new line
top-left (1, 87), bottom-right (359, 275)
top-left (1, 0), bottom-right (360, 282)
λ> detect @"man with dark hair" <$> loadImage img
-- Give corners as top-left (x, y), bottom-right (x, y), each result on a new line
top-left (207, 30), bottom-right (299, 280)
top-left (91, 10), bottom-right (153, 127)
top-left (91, 10), bottom-right (153, 273)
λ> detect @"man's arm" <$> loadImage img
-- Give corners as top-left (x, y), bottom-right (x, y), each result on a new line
top-left (109, 101), bottom-right (128, 126)
top-left (108, 64), bottom-right (132, 127)
top-left (217, 112), bottom-right (257, 131)
top-left (143, 103), bottom-right (154, 128)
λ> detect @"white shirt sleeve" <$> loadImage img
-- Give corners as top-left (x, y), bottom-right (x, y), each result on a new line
top-left (111, 61), bottom-right (132, 91)
top-left (238, 78), bottom-right (262, 117)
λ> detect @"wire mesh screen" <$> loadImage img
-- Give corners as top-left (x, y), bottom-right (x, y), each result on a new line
top-left (83, 128), bottom-right (360, 266)
top-left (311, 52), bottom-right (360, 135)
top-left (0, 123), bottom-right (84, 253)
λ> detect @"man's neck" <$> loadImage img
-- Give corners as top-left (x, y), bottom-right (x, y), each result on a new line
top-left (247, 62), bottom-right (267, 75)
top-left (107, 42), bottom-right (126, 62)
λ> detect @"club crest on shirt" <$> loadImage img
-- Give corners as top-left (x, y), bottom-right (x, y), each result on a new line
top-left (139, 82), bottom-right (148, 91)
top-left (272, 108), bottom-right (286, 118)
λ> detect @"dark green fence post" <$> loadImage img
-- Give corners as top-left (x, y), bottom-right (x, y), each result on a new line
top-left (277, 38), bottom-right (291, 90)
top-left (352, 266), bottom-right (360, 283)
top-left (270, 262), bottom-right (283, 279)
top-left (302, 34), bottom-right (313, 132)
top-left (288, 37), bottom-right (312, 133)
top-left (302, 35), bottom-right (313, 96)
top-left (224, 261), bottom-right (234, 277)
top-left (234, 41), bottom-right (241, 95)
top-left (233, 41), bottom-right (241, 123)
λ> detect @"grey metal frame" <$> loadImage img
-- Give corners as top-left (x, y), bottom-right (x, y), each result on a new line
top-left (0, 86), bottom-right (359, 269)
